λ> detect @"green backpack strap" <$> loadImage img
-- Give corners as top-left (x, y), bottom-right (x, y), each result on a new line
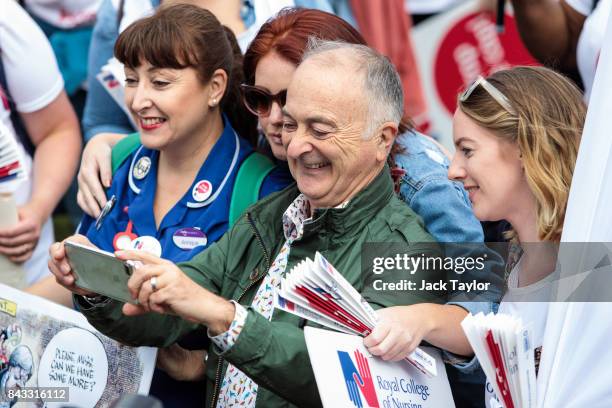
top-left (111, 132), bottom-right (141, 175)
top-left (229, 152), bottom-right (275, 226)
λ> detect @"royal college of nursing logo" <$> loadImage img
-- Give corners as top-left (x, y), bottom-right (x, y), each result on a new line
top-left (337, 349), bottom-right (380, 408)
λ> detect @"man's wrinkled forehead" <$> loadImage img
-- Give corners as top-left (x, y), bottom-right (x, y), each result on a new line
top-left (285, 51), bottom-right (366, 115)
top-left (294, 48), bottom-right (363, 86)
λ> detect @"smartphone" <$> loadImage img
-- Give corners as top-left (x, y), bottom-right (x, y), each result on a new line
top-left (64, 240), bottom-right (137, 304)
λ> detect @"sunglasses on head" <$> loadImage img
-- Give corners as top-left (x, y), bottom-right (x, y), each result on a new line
top-left (459, 76), bottom-right (517, 116)
top-left (240, 84), bottom-right (287, 117)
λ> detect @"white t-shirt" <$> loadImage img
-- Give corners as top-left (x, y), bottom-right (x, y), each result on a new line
top-left (0, 0), bottom-right (64, 284)
top-left (484, 260), bottom-right (552, 408)
top-left (566, 0), bottom-right (612, 101)
top-left (23, 0), bottom-right (102, 28)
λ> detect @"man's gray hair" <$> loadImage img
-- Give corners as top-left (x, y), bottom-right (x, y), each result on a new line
top-left (302, 38), bottom-right (404, 138)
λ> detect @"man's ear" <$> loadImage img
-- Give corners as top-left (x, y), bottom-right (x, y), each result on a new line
top-left (375, 122), bottom-right (399, 162)
top-left (208, 68), bottom-right (228, 108)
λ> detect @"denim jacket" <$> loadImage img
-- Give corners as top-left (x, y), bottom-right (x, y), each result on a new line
top-left (394, 131), bottom-right (483, 243)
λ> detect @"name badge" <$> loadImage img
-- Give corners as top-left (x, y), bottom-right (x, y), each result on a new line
top-left (172, 228), bottom-right (207, 250)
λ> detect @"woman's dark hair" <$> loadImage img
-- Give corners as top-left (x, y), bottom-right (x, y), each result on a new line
top-left (114, 3), bottom-right (258, 144)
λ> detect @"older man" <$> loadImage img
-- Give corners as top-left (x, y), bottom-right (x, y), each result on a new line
top-left (49, 41), bottom-right (439, 407)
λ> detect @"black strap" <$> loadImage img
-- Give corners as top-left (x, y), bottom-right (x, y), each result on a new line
top-left (117, 0), bottom-right (126, 28)
top-left (593, 0), bottom-right (601, 11)
top-left (0, 59), bottom-right (35, 156)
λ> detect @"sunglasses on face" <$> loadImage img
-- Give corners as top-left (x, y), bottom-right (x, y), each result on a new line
top-left (459, 76), bottom-right (517, 116)
top-left (240, 84), bottom-right (287, 117)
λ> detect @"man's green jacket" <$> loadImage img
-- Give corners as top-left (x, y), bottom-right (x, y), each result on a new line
top-left (79, 167), bottom-right (439, 407)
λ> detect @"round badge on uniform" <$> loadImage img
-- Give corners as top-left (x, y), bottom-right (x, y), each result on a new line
top-left (192, 180), bottom-right (213, 202)
top-left (172, 227), bottom-right (208, 250)
top-left (131, 235), bottom-right (162, 257)
top-left (133, 156), bottom-right (152, 180)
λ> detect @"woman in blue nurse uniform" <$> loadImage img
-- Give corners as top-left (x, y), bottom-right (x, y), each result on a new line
top-left (69, 4), bottom-right (285, 406)
top-left (76, 3), bottom-right (286, 258)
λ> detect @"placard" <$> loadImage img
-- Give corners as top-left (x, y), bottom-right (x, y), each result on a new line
top-left (411, 1), bottom-right (538, 149)
top-left (304, 326), bottom-right (455, 408)
top-left (0, 284), bottom-right (156, 407)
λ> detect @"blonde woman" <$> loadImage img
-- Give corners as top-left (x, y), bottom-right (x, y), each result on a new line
top-left (364, 66), bottom-right (585, 407)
